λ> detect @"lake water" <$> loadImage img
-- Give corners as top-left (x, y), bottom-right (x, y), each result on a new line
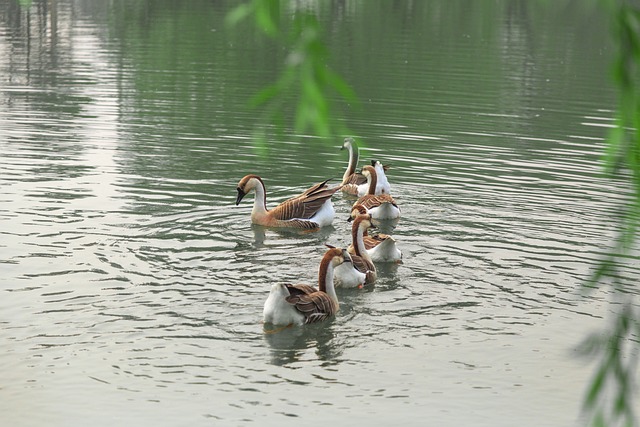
top-left (1, 1), bottom-right (638, 426)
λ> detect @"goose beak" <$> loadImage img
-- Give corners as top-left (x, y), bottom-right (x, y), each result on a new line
top-left (235, 188), bottom-right (247, 205)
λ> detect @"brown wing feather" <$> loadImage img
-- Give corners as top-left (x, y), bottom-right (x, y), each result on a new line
top-left (286, 292), bottom-right (338, 324)
top-left (355, 194), bottom-right (397, 210)
top-left (277, 219), bottom-right (322, 230)
top-left (364, 234), bottom-right (389, 250)
top-left (345, 173), bottom-right (367, 186)
top-left (351, 254), bottom-right (376, 276)
top-left (285, 284), bottom-right (317, 296)
top-left (341, 174), bottom-right (367, 196)
top-left (270, 180), bottom-right (340, 220)
top-left (348, 234), bottom-right (390, 253)
top-left (299, 179), bottom-right (331, 196)
top-left (341, 184), bottom-right (359, 196)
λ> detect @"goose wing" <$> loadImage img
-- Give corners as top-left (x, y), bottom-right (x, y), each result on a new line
top-left (350, 254), bottom-right (375, 275)
top-left (270, 180), bottom-right (340, 220)
top-left (355, 194), bottom-right (397, 210)
top-left (344, 173), bottom-right (367, 186)
top-left (341, 173), bottom-right (366, 196)
top-left (286, 292), bottom-right (337, 324)
top-left (285, 284), bottom-right (317, 296)
top-left (364, 233), bottom-right (390, 250)
top-left (348, 236), bottom-right (387, 253)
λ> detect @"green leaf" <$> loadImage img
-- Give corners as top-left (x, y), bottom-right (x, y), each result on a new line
top-left (250, 83), bottom-right (282, 108)
top-left (586, 363), bottom-right (608, 407)
top-left (294, 101), bottom-right (309, 134)
top-left (604, 117), bottom-right (625, 175)
top-left (324, 68), bottom-right (360, 105)
top-left (615, 391), bottom-right (628, 416)
top-left (255, 0), bottom-right (280, 38)
top-left (225, 4), bottom-right (253, 28)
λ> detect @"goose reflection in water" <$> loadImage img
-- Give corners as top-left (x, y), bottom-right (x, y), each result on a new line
top-left (250, 223), bottom-right (336, 249)
top-left (263, 322), bottom-right (342, 366)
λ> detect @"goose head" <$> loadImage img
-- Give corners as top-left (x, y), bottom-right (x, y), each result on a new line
top-left (354, 213), bottom-right (376, 231)
top-left (349, 204), bottom-right (368, 221)
top-left (359, 165), bottom-right (378, 195)
top-left (341, 137), bottom-right (355, 151)
top-left (361, 165), bottom-right (376, 179)
top-left (236, 174), bottom-right (262, 205)
top-left (324, 245), bottom-right (353, 266)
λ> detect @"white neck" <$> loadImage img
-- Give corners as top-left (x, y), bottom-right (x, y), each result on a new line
top-left (250, 178), bottom-right (268, 215)
top-left (342, 143), bottom-right (359, 184)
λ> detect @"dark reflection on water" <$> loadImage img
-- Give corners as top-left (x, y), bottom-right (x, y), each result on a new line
top-left (248, 223), bottom-right (338, 249)
top-left (263, 324), bottom-right (341, 367)
top-left (1, 0), bottom-right (638, 426)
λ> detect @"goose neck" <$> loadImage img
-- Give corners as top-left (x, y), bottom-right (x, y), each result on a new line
top-left (318, 256), bottom-right (338, 303)
top-left (251, 178), bottom-right (268, 215)
top-left (352, 221), bottom-right (370, 259)
top-left (342, 144), bottom-right (359, 184)
top-left (367, 169), bottom-right (378, 195)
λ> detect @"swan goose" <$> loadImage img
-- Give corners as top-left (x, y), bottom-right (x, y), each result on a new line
top-left (353, 165), bottom-right (400, 220)
top-left (263, 247), bottom-right (350, 326)
top-left (349, 205), bottom-right (402, 263)
top-left (334, 214), bottom-right (377, 287)
top-left (236, 174), bottom-right (340, 229)
top-left (340, 137), bottom-right (391, 196)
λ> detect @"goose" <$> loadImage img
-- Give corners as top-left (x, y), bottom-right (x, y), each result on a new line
top-left (236, 175), bottom-right (340, 229)
top-left (340, 137), bottom-right (390, 196)
top-left (349, 205), bottom-right (402, 263)
top-left (263, 247), bottom-right (350, 326)
top-left (371, 160), bottom-right (391, 195)
top-left (354, 165), bottom-right (400, 220)
top-left (334, 214), bottom-right (377, 287)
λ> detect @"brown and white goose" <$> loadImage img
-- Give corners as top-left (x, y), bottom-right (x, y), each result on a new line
top-left (236, 175), bottom-right (340, 229)
top-left (349, 205), bottom-right (402, 263)
top-left (353, 165), bottom-right (400, 220)
top-left (340, 138), bottom-right (391, 196)
top-left (262, 247), bottom-right (351, 326)
top-left (334, 214), bottom-right (377, 287)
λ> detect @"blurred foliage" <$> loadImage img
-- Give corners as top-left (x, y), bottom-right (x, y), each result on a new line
top-left (584, 1), bottom-right (640, 426)
top-left (226, 0), bottom-right (358, 145)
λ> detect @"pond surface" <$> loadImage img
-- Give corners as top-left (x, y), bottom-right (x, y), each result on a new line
top-left (1, 1), bottom-right (638, 426)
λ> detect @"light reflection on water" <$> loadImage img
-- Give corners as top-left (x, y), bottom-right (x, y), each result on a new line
top-left (1, 1), bottom-right (638, 426)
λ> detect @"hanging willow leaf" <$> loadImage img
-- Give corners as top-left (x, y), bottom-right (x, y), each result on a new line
top-left (586, 363), bottom-right (608, 407)
top-left (225, 3), bottom-right (254, 28)
top-left (227, 0), bottom-right (358, 147)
